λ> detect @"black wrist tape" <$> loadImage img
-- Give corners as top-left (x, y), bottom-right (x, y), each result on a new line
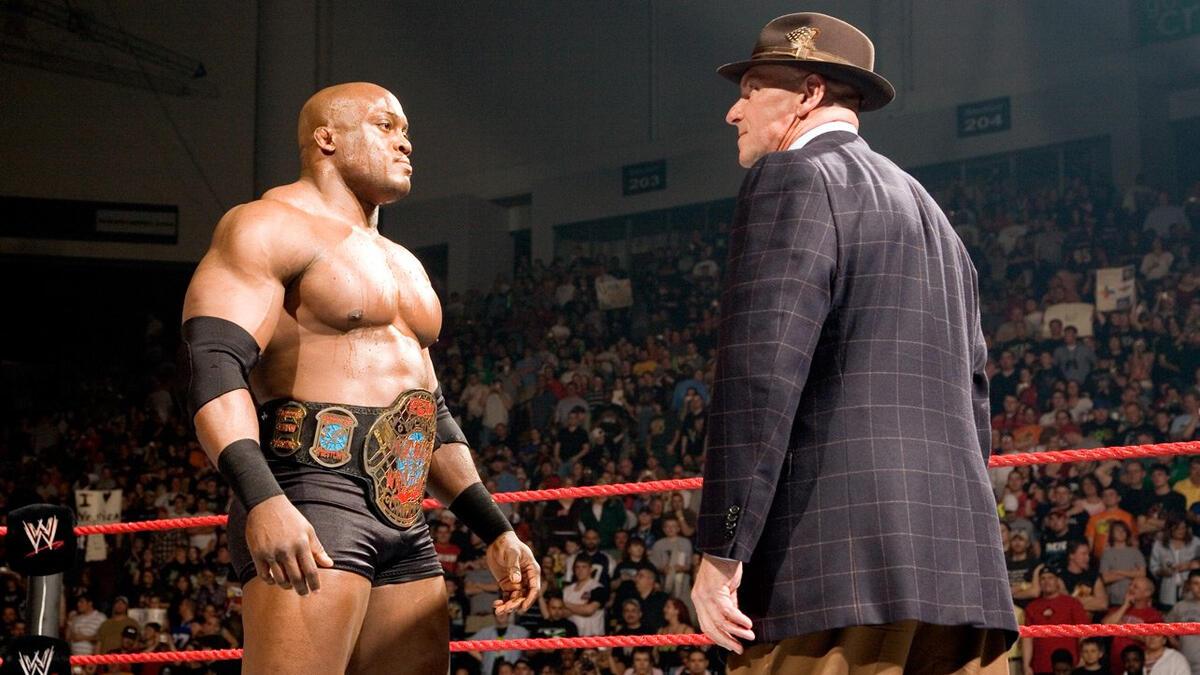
top-left (434, 386), bottom-right (469, 449)
top-left (218, 439), bottom-right (283, 510)
top-left (449, 482), bottom-right (513, 544)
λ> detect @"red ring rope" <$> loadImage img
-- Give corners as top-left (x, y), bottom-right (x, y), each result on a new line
top-left (5, 623), bottom-right (1200, 668)
top-left (3, 442), bottom-right (1193, 538)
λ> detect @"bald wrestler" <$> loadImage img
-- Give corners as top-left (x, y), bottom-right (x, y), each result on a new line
top-left (181, 82), bottom-right (539, 674)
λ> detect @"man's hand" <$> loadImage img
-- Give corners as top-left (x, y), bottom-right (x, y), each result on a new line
top-left (244, 494), bottom-right (334, 595)
top-left (486, 531), bottom-right (541, 615)
top-left (692, 554), bottom-right (755, 654)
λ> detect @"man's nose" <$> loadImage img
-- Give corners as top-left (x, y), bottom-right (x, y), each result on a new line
top-left (726, 99), bottom-right (743, 126)
top-left (396, 135), bottom-right (412, 155)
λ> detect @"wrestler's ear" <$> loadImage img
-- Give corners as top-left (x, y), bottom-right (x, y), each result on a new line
top-left (313, 126), bottom-right (336, 154)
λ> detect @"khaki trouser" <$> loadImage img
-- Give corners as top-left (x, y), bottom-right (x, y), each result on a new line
top-left (727, 620), bottom-right (1011, 675)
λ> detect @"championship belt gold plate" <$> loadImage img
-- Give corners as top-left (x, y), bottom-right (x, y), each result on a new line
top-left (269, 401), bottom-right (306, 456)
top-left (363, 390), bottom-right (437, 528)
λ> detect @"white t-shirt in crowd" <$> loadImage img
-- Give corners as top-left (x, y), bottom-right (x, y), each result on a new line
top-left (563, 577), bottom-right (606, 636)
top-left (68, 609), bottom-right (107, 655)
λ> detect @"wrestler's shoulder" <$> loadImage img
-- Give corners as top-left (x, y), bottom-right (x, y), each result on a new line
top-left (220, 192), bottom-right (313, 231)
top-left (205, 197), bottom-right (324, 275)
top-left (212, 193), bottom-right (320, 248)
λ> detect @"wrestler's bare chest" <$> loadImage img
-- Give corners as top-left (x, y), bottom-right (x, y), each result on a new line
top-left (289, 224), bottom-right (440, 345)
top-left (254, 213), bottom-right (441, 400)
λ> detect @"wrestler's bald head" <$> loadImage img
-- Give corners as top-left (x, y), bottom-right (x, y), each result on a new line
top-left (297, 82), bottom-right (400, 150)
top-left (296, 82), bottom-right (413, 204)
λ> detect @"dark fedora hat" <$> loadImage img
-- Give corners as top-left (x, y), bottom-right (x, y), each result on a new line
top-left (718, 12), bottom-right (895, 112)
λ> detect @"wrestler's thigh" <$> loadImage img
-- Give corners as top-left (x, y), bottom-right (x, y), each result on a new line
top-left (242, 569), bottom-right (372, 675)
top-left (347, 575), bottom-right (450, 675)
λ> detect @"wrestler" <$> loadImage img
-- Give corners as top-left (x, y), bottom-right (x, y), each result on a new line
top-left (181, 82), bottom-right (539, 675)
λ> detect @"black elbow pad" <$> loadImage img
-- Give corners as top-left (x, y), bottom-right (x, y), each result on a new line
top-left (181, 316), bottom-right (261, 419)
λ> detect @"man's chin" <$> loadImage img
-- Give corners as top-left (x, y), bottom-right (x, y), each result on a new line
top-left (375, 181), bottom-right (412, 204)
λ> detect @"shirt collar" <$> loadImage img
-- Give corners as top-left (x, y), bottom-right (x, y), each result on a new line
top-left (786, 121), bottom-right (859, 152)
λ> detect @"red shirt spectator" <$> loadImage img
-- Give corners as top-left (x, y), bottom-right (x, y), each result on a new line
top-left (1103, 577), bottom-right (1164, 674)
top-left (432, 523), bottom-right (461, 575)
top-left (1024, 568), bottom-right (1090, 675)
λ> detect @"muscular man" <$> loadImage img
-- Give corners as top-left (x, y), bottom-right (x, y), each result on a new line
top-left (181, 82), bottom-right (538, 674)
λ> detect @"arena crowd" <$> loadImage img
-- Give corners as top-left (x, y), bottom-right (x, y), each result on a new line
top-left (1, 173), bottom-right (1198, 675)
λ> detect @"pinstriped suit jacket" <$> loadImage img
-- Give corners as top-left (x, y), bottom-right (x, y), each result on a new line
top-left (696, 131), bottom-right (1018, 644)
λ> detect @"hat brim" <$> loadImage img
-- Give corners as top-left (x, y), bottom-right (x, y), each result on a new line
top-left (717, 58), bottom-right (895, 112)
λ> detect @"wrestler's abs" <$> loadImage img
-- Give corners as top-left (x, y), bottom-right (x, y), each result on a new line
top-left (252, 227), bottom-right (441, 408)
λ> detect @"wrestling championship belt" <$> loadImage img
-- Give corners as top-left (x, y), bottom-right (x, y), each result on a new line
top-left (363, 389), bottom-right (437, 528)
top-left (259, 389), bottom-right (438, 529)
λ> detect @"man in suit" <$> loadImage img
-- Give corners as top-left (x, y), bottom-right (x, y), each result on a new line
top-left (691, 13), bottom-right (1018, 674)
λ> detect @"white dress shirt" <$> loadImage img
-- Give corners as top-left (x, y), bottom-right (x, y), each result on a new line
top-left (786, 120), bottom-right (859, 151)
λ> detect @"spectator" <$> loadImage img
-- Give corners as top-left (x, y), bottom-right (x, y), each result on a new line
top-left (612, 537), bottom-right (656, 594)
top-left (434, 521), bottom-right (463, 575)
top-left (1165, 571), bottom-right (1200, 673)
top-left (613, 599), bottom-right (650, 663)
top-left (1174, 458), bottom-right (1200, 510)
top-left (1104, 577), bottom-right (1165, 674)
top-left (1101, 522), bottom-right (1147, 608)
top-left (1051, 648), bottom-right (1077, 675)
top-left (1123, 645), bottom-right (1146, 675)
top-left (469, 611), bottom-right (529, 675)
top-left (623, 648), bottom-right (663, 675)
top-left (1045, 482), bottom-right (1088, 539)
top-left (565, 528), bottom-right (613, 585)
top-left (484, 378), bottom-right (514, 437)
top-left (1144, 191), bottom-right (1190, 240)
top-left (579, 497), bottom-right (628, 549)
top-left (1142, 238), bottom-right (1176, 284)
top-left (649, 517), bottom-right (693, 600)
top-left (1170, 394), bottom-right (1199, 441)
top-left (533, 592), bottom-right (579, 641)
top-left (1024, 566), bottom-right (1090, 675)
top-left (1073, 638), bottom-right (1108, 675)
top-left (96, 595), bottom-right (140, 654)
top-left (1086, 487), bottom-right (1137, 558)
top-left (1139, 464), bottom-right (1188, 541)
top-left (562, 558), bottom-right (607, 637)
top-left (655, 598), bottom-right (696, 673)
top-left (1008, 531), bottom-right (1040, 600)
top-left (1042, 507), bottom-right (1076, 569)
top-left (1061, 540), bottom-right (1107, 613)
top-left (66, 594), bottom-right (106, 656)
top-left (1055, 326), bottom-right (1097, 385)
top-left (614, 568), bottom-right (668, 634)
top-left (137, 622), bottom-right (173, 675)
top-left (1151, 517), bottom-right (1200, 608)
top-left (445, 576), bottom-right (470, 640)
top-left (673, 648), bottom-right (715, 675)
top-left (1140, 633), bottom-right (1190, 674)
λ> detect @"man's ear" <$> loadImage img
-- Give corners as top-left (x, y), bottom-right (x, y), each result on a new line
top-left (796, 74), bottom-right (826, 115)
top-left (314, 126), bottom-right (336, 154)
